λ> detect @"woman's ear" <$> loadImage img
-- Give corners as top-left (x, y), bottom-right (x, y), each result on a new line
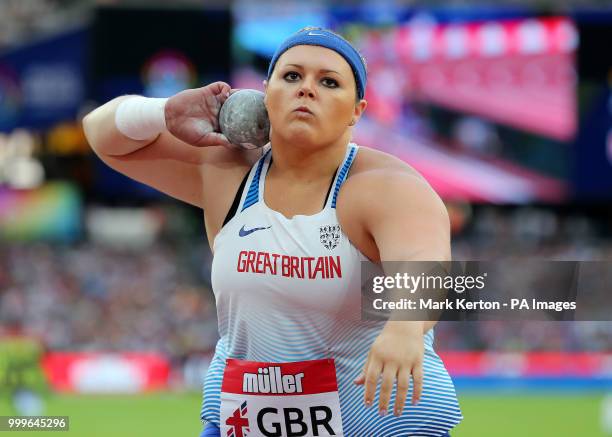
top-left (351, 99), bottom-right (367, 126)
top-left (263, 80), bottom-right (268, 108)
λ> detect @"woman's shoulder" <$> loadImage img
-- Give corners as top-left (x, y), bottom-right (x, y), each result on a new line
top-left (341, 143), bottom-right (444, 213)
top-left (349, 144), bottom-right (427, 183)
top-left (337, 145), bottom-right (445, 262)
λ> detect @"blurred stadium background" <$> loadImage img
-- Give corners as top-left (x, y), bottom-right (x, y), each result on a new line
top-left (1, 0), bottom-right (612, 436)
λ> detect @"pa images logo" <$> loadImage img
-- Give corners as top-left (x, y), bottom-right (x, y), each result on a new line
top-left (320, 224), bottom-right (341, 250)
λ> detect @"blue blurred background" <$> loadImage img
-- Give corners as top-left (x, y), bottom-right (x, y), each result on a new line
top-left (0, 1), bottom-right (611, 436)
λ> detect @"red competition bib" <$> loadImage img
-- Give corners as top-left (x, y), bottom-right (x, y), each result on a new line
top-left (220, 358), bottom-right (344, 437)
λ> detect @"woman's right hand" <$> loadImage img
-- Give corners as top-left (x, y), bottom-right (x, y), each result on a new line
top-left (165, 81), bottom-right (234, 148)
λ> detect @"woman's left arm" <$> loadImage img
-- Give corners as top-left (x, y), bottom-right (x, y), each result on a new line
top-left (341, 170), bottom-right (451, 417)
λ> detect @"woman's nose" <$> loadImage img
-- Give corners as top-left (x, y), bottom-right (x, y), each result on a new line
top-left (297, 80), bottom-right (315, 98)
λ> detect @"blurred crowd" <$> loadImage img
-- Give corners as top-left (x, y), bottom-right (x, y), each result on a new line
top-left (1, 206), bottom-right (612, 356)
top-left (452, 206), bottom-right (610, 260)
top-left (0, 242), bottom-right (218, 360)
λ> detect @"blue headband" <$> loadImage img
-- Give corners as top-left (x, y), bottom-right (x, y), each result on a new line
top-left (267, 28), bottom-right (367, 99)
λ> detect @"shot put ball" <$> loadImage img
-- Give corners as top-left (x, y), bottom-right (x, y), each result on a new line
top-left (219, 89), bottom-right (270, 149)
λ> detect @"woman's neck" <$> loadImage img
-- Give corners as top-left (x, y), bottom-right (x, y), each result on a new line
top-left (268, 133), bottom-right (351, 183)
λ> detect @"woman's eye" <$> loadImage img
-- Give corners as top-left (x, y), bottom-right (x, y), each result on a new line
top-left (284, 72), bottom-right (300, 81)
top-left (322, 78), bottom-right (338, 88)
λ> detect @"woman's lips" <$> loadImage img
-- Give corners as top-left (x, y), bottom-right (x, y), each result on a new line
top-left (294, 106), bottom-right (313, 114)
top-left (292, 107), bottom-right (315, 120)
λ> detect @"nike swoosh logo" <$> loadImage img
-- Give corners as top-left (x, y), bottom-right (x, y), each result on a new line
top-left (308, 31), bottom-right (326, 36)
top-left (239, 225), bottom-right (272, 237)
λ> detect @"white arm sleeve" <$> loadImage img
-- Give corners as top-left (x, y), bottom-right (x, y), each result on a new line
top-left (114, 96), bottom-right (168, 141)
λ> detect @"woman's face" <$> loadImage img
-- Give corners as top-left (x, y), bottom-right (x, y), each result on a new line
top-left (264, 45), bottom-right (366, 148)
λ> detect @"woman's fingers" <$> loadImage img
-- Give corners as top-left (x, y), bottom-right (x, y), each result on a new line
top-left (206, 81), bottom-right (231, 97)
top-left (377, 365), bottom-right (397, 416)
top-left (363, 359), bottom-right (382, 407)
top-left (193, 131), bottom-right (232, 148)
top-left (359, 332), bottom-right (425, 415)
top-left (394, 367), bottom-right (411, 416)
top-left (411, 364), bottom-right (424, 405)
top-left (353, 372), bottom-right (365, 385)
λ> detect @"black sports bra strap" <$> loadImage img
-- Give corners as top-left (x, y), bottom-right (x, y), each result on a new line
top-left (323, 167), bottom-right (338, 208)
top-left (222, 170), bottom-right (250, 227)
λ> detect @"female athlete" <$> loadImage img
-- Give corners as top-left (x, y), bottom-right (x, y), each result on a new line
top-left (83, 27), bottom-right (462, 437)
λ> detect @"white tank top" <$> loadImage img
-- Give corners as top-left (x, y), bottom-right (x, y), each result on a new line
top-left (201, 143), bottom-right (463, 436)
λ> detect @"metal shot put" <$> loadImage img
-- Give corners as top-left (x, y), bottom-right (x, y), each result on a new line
top-left (219, 89), bottom-right (270, 149)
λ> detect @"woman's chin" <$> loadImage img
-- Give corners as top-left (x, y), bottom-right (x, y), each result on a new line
top-left (279, 126), bottom-right (317, 145)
